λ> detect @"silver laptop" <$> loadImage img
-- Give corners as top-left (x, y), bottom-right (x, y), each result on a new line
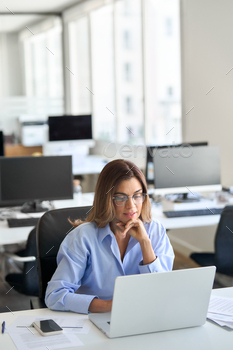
top-left (89, 266), bottom-right (216, 338)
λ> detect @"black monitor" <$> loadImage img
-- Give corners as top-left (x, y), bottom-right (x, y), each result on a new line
top-left (0, 131), bottom-right (4, 156)
top-left (152, 145), bottom-right (221, 199)
top-left (146, 142), bottom-right (209, 184)
top-left (48, 115), bottom-right (92, 141)
top-left (0, 156), bottom-right (73, 212)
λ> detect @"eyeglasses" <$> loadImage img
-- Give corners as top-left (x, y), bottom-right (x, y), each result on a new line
top-left (112, 193), bottom-right (147, 206)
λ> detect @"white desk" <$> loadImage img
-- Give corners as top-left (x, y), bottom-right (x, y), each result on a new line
top-left (0, 287), bottom-right (233, 350)
top-left (0, 193), bottom-right (221, 246)
top-left (72, 155), bottom-right (107, 175)
top-left (0, 193), bottom-right (94, 246)
top-left (151, 204), bottom-right (221, 230)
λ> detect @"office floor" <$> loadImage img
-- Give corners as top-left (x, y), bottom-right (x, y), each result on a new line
top-left (1, 250), bottom-right (230, 313)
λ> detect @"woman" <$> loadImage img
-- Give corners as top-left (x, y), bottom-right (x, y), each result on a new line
top-left (45, 159), bottom-right (174, 314)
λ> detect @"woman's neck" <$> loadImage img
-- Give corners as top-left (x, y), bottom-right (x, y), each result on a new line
top-left (110, 219), bottom-right (129, 240)
top-left (110, 220), bottom-right (130, 261)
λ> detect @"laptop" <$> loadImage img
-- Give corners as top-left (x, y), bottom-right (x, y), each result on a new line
top-left (89, 266), bottom-right (216, 338)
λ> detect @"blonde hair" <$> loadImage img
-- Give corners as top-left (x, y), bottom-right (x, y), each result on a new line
top-left (71, 159), bottom-right (151, 227)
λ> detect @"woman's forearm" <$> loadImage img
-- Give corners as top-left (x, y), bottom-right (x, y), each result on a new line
top-left (140, 238), bottom-right (156, 265)
top-left (88, 298), bottom-right (112, 312)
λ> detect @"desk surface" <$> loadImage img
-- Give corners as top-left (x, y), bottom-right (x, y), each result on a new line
top-left (151, 204), bottom-right (221, 229)
top-left (72, 155), bottom-right (107, 175)
top-left (0, 193), bottom-right (221, 246)
top-left (0, 287), bottom-right (233, 350)
top-left (0, 193), bottom-right (94, 246)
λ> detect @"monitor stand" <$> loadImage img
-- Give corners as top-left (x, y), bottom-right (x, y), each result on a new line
top-left (174, 193), bottom-right (200, 203)
top-left (21, 200), bottom-right (49, 213)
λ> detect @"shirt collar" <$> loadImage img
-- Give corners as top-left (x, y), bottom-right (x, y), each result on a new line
top-left (98, 223), bottom-right (115, 243)
top-left (98, 223), bottom-right (139, 248)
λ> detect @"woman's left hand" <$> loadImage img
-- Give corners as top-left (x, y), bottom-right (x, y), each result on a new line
top-left (116, 218), bottom-right (149, 243)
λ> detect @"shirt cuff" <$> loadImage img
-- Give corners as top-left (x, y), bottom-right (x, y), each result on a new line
top-left (138, 257), bottom-right (165, 274)
top-left (61, 293), bottom-right (98, 314)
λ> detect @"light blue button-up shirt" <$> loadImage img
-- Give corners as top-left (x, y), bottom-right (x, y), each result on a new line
top-left (45, 219), bottom-right (174, 314)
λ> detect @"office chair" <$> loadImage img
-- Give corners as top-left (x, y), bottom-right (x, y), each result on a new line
top-left (4, 227), bottom-right (39, 296)
top-left (31, 206), bottom-right (92, 309)
top-left (190, 205), bottom-right (233, 278)
top-left (0, 130), bottom-right (4, 156)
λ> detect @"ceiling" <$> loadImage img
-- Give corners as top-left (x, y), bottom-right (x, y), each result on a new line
top-left (0, 0), bottom-right (81, 13)
top-left (0, 15), bottom-right (48, 32)
top-left (0, 0), bottom-right (82, 32)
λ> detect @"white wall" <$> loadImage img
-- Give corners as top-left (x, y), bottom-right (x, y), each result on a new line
top-left (0, 33), bottom-right (23, 97)
top-left (170, 0), bottom-right (233, 257)
top-left (0, 33), bottom-right (24, 137)
top-left (181, 0), bottom-right (233, 187)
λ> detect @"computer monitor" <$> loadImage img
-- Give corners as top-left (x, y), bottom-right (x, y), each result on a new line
top-left (0, 156), bottom-right (73, 212)
top-left (48, 115), bottom-right (93, 142)
top-left (146, 142), bottom-right (208, 185)
top-left (0, 131), bottom-right (4, 156)
top-left (153, 145), bottom-right (221, 198)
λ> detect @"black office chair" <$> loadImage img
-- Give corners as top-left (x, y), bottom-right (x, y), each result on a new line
top-left (0, 130), bottom-right (4, 156)
top-left (31, 206), bottom-right (91, 309)
top-left (190, 205), bottom-right (233, 277)
top-left (4, 227), bottom-right (39, 296)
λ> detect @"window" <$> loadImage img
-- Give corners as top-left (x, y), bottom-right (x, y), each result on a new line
top-left (115, 0), bottom-right (144, 144)
top-left (64, 0), bottom-right (181, 145)
top-left (124, 62), bottom-right (132, 81)
top-left (144, 0), bottom-right (181, 145)
top-left (167, 86), bottom-right (173, 97)
top-left (90, 4), bottom-right (116, 142)
top-left (68, 16), bottom-right (91, 114)
top-left (123, 30), bottom-right (132, 49)
top-left (165, 18), bottom-right (173, 36)
top-left (125, 96), bottom-right (133, 114)
top-left (23, 23), bottom-right (63, 99)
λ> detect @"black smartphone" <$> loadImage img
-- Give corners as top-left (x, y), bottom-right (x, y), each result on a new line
top-left (33, 319), bottom-right (63, 336)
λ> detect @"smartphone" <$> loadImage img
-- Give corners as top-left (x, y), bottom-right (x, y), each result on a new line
top-left (32, 319), bottom-right (63, 336)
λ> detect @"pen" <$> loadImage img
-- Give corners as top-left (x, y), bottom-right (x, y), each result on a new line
top-left (16, 323), bottom-right (34, 328)
top-left (61, 327), bottom-right (83, 328)
top-left (16, 326), bottom-right (82, 329)
top-left (2, 321), bottom-right (5, 334)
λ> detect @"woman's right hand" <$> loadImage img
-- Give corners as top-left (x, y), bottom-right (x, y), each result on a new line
top-left (88, 298), bottom-right (112, 313)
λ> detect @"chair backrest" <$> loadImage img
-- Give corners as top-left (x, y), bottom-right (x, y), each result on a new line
top-left (214, 205), bottom-right (233, 275)
top-left (0, 130), bottom-right (4, 156)
top-left (36, 206), bottom-right (91, 300)
top-left (21, 227), bottom-right (39, 296)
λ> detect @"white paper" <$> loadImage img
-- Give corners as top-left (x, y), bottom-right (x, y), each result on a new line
top-left (6, 315), bottom-right (89, 334)
top-left (34, 317), bottom-right (90, 334)
top-left (217, 321), bottom-right (233, 329)
top-left (207, 295), bottom-right (233, 328)
top-left (6, 316), bottom-right (35, 333)
top-left (208, 295), bottom-right (233, 316)
top-left (207, 312), bottom-right (233, 324)
top-left (5, 315), bottom-right (88, 350)
top-left (208, 318), bottom-right (233, 329)
top-left (8, 331), bottom-right (82, 350)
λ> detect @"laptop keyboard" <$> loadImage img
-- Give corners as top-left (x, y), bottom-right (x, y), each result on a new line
top-left (163, 208), bottom-right (223, 218)
top-left (7, 217), bottom-right (40, 228)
